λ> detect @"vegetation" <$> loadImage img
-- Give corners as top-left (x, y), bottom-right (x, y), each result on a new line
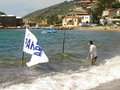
top-left (112, 2), bottom-right (120, 8)
top-left (47, 14), bottom-right (61, 25)
top-left (24, 0), bottom-right (120, 25)
top-left (91, 0), bottom-right (119, 23)
top-left (0, 11), bottom-right (6, 15)
top-left (24, 1), bottom-right (75, 25)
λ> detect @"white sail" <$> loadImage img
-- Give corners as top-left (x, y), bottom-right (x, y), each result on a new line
top-left (23, 28), bottom-right (49, 67)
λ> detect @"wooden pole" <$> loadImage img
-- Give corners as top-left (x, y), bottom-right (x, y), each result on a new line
top-left (62, 30), bottom-right (66, 53)
top-left (21, 52), bottom-right (25, 67)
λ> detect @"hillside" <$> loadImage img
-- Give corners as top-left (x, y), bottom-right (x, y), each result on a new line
top-left (0, 11), bottom-right (6, 15)
top-left (23, 1), bottom-right (75, 23)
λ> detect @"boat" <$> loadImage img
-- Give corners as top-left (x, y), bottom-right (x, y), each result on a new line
top-left (41, 28), bottom-right (57, 33)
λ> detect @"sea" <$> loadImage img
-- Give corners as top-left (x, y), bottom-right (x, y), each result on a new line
top-left (0, 29), bottom-right (120, 90)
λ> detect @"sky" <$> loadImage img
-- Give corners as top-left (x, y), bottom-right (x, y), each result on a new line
top-left (0, 0), bottom-right (70, 17)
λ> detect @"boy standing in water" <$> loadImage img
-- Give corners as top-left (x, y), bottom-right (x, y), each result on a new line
top-left (87, 40), bottom-right (97, 66)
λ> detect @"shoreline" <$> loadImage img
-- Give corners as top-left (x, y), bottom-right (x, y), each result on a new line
top-left (89, 79), bottom-right (120, 90)
top-left (0, 26), bottom-right (120, 31)
top-left (75, 26), bottom-right (120, 90)
top-left (74, 26), bottom-right (120, 31)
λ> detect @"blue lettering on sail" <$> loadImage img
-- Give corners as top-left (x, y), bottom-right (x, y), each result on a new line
top-left (34, 42), bottom-right (42, 56)
top-left (25, 38), bottom-right (30, 49)
top-left (25, 38), bottom-right (42, 56)
top-left (30, 41), bottom-right (34, 50)
top-left (25, 38), bottom-right (34, 50)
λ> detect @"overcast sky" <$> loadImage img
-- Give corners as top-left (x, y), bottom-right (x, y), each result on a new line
top-left (0, 0), bottom-right (70, 17)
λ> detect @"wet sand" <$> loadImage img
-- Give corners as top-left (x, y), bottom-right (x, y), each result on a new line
top-left (89, 79), bottom-right (120, 90)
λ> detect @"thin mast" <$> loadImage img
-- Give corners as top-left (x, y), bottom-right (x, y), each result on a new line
top-left (62, 30), bottom-right (66, 53)
top-left (21, 52), bottom-right (24, 67)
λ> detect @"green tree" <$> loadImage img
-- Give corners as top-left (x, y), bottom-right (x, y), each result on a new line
top-left (0, 12), bottom-right (6, 15)
top-left (112, 2), bottom-right (120, 8)
top-left (91, 0), bottom-right (116, 23)
top-left (47, 14), bottom-right (59, 25)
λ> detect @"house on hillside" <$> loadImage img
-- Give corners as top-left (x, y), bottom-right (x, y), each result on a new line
top-left (62, 16), bottom-right (79, 27)
top-left (100, 8), bottom-right (120, 25)
top-left (62, 11), bottom-right (92, 27)
top-left (117, 8), bottom-right (120, 16)
top-left (69, 11), bottom-right (92, 23)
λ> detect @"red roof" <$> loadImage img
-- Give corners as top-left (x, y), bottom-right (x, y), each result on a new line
top-left (64, 16), bottom-right (78, 19)
top-left (68, 11), bottom-right (90, 15)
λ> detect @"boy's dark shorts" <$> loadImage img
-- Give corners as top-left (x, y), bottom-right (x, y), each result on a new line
top-left (95, 56), bottom-right (97, 59)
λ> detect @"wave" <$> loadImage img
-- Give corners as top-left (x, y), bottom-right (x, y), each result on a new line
top-left (1, 54), bottom-right (120, 90)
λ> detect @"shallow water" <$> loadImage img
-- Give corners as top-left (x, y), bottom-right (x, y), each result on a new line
top-left (0, 29), bottom-right (120, 90)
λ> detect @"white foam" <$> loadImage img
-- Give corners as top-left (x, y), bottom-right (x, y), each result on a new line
top-left (2, 55), bottom-right (120, 90)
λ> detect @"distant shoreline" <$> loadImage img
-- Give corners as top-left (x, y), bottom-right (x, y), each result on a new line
top-left (74, 26), bottom-right (120, 31)
top-left (0, 26), bottom-right (120, 31)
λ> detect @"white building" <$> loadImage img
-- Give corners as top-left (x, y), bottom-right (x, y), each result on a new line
top-left (117, 8), bottom-right (120, 16)
top-left (79, 14), bottom-right (92, 23)
top-left (100, 8), bottom-right (120, 25)
top-left (62, 11), bottom-right (92, 27)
